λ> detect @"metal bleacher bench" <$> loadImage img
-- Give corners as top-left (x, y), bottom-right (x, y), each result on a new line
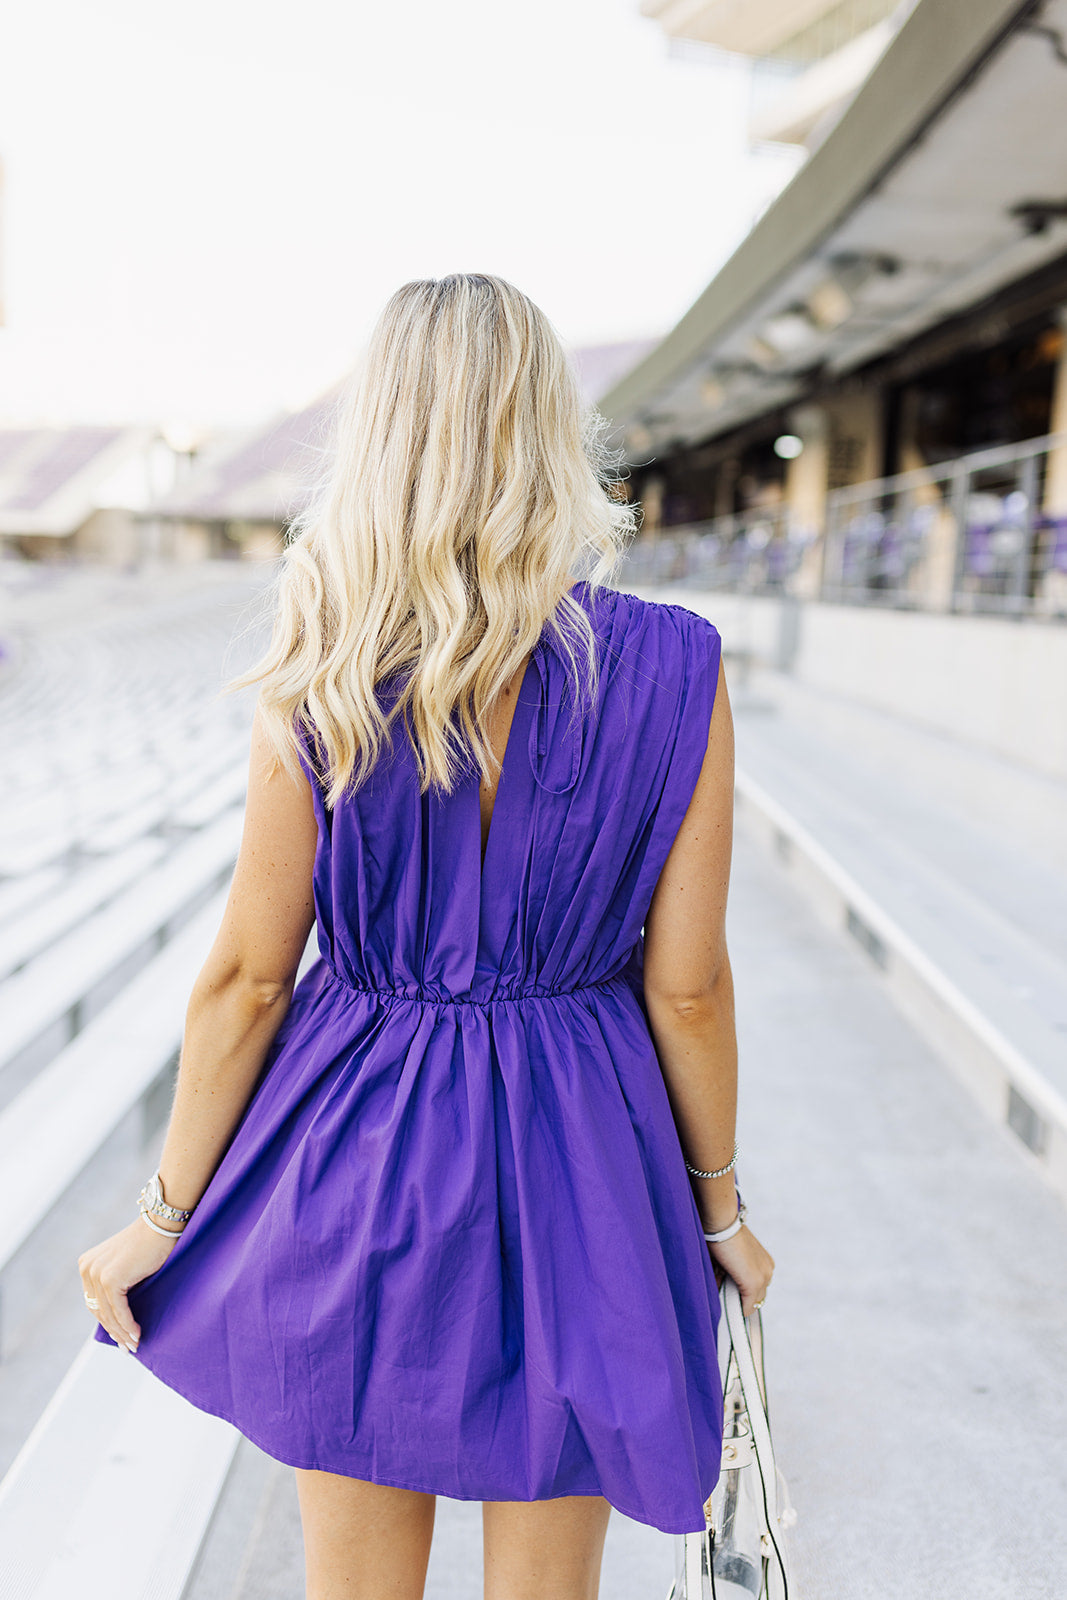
top-left (0, 838), bottom-right (166, 983)
top-left (0, 809), bottom-right (243, 1107)
top-left (0, 873), bottom-right (244, 1594)
top-left (0, 1335), bottom-right (239, 1600)
top-left (0, 867), bottom-right (65, 932)
top-left (0, 748), bottom-right (249, 988)
top-left (0, 805), bottom-right (323, 1597)
top-left (0, 890), bottom-right (229, 1360)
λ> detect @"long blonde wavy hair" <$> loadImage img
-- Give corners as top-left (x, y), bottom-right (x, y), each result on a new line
top-left (233, 273), bottom-right (636, 804)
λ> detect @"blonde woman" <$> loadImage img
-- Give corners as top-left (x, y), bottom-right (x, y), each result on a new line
top-left (78, 274), bottom-right (774, 1600)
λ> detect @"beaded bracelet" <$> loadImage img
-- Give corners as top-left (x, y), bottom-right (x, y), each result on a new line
top-left (683, 1139), bottom-right (739, 1180)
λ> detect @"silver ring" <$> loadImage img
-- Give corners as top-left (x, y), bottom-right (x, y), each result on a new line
top-left (84, 1294), bottom-right (100, 1309)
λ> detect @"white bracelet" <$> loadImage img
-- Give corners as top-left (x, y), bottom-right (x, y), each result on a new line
top-left (703, 1199), bottom-right (747, 1243)
top-left (139, 1207), bottom-right (185, 1238)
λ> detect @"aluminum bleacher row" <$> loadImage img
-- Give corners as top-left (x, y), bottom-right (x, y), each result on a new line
top-left (0, 814), bottom-right (242, 1110)
top-left (0, 874), bottom-right (245, 1600)
top-left (0, 569), bottom-right (275, 1592)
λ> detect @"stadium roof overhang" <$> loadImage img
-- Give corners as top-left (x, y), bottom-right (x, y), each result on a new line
top-left (600, 0), bottom-right (1067, 459)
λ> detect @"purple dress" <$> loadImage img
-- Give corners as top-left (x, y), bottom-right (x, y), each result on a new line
top-left (95, 580), bottom-right (726, 1535)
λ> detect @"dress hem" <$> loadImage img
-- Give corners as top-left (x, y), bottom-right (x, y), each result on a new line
top-left (118, 1342), bottom-right (713, 1537)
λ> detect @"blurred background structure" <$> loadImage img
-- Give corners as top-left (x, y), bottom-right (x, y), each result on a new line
top-left (1, 2), bottom-right (1066, 1598)
top-left (614, 0), bottom-right (1067, 643)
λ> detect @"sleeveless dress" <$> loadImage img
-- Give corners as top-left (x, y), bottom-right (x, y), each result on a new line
top-left (95, 579), bottom-right (726, 1536)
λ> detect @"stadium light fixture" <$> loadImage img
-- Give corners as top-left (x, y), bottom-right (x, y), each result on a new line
top-left (773, 434), bottom-right (804, 459)
top-left (759, 305), bottom-right (821, 355)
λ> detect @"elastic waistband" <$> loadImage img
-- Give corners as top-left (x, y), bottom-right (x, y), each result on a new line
top-left (318, 962), bottom-right (633, 1009)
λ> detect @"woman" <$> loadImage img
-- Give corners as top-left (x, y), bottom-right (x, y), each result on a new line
top-left (78, 273), bottom-right (774, 1600)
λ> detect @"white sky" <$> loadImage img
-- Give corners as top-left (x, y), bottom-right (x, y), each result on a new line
top-left (0, 0), bottom-right (802, 431)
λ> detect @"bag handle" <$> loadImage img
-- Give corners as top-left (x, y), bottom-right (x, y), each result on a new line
top-left (720, 1277), bottom-right (793, 1596)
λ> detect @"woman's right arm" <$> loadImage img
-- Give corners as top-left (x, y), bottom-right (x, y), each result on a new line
top-left (642, 654), bottom-right (774, 1317)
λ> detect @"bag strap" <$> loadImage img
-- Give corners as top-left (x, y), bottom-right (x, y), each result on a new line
top-left (721, 1277), bottom-right (791, 1596)
top-left (682, 1528), bottom-right (712, 1597)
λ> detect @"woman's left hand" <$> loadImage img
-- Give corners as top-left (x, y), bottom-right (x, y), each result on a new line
top-left (78, 1217), bottom-right (182, 1353)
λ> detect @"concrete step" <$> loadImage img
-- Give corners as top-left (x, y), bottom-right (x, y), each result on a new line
top-left (727, 693), bottom-right (1067, 1199)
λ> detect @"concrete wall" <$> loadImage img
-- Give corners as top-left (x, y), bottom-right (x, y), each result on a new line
top-left (71, 509), bottom-right (141, 565)
top-left (231, 522), bottom-right (285, 560)
top-left (642, 587), bottom-right (1067, 782)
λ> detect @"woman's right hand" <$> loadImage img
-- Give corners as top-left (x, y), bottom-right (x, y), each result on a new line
top-left (78, 1216), bottom-right (181, 1352)
top-left (706, 1225), bottom-right (775, 1318)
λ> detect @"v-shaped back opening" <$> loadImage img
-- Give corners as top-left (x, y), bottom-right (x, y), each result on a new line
top-left (478, 651), bottom-right (536, 873)
top-left (475, 577), bottom-right (594, 876)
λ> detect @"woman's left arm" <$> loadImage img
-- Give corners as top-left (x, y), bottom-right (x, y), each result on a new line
top-left (78, 701), bottom-right (319, 1352)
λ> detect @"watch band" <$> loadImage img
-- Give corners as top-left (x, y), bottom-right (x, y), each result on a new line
top-left (138, 1170), bottom-right (194, 1224)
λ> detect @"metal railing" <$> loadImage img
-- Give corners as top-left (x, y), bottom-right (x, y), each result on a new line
top-left (621, 432), bottom-right (1067, 620)
top-left (621, 504), bottom-right (811, 594)
top-left (821, 433), bottom-right (1067, 617)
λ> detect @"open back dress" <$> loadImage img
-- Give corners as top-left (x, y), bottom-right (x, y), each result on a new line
top-left (95, 578), bottom-right (727, 1536)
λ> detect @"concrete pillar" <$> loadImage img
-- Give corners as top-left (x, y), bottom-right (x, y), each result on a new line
top-left (884, 386), bottom-right (958, 611)
top-left (714, 458), bottom-right (739, 521)
top-left (1042, 308), bottom-right (1067, 513)
top-left (825, 389), bottom-right (884, 487)
top-left (893, 387), bottom-right (925, 476)
top-left (1039, 309), bottom-right (1067, 614)
top-left (640, 475), bottom-right (664, 536)
top-left (784, 403), bottom-right (829, 599)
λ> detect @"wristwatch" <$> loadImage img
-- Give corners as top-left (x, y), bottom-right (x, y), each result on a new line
top-left (138, 1170), bottom-right (195, 1224)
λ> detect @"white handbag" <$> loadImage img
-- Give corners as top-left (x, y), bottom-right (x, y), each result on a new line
top-left (666, 1275), bottom-right (797, 1600)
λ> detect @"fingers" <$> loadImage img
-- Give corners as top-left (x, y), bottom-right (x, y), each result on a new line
top-left (744, 1266), bottom-right (774, 1319)
top-left (741, 1286), bottom-right (764, 1318)
top-left (106, 1281), bottom-right (141, 1353)
top-left (749, 1259), bottom-right (774, 1317)
top-left (736, 1275), bottom-right (767, 1317)
top-left (98, 1283), bottom-right (139, 1353)
top-left (707, 1232), bottom-right (774, 1318)
top-left (78, 1253), bottom-right (140, 1354)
